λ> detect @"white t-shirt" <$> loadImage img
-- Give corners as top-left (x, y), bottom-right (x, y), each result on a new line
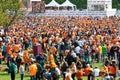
top-left (55, 68), bottom-right (61, 76)
top-left (117, 70), bottom-right (120, 76)
top-left (93, 68), bottom-right (100, 76)
top-left (75, 46), bottom-right (80, 54)
top-left (19, 65), bottom-right (24, 74)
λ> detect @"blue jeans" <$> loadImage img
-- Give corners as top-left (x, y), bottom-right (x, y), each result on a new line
top-left (84, 55), bottom-right (90, 63)
top-left (101, 53), bottom-right (107, 61)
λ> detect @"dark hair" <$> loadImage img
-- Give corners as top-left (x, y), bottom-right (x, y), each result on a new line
top-left (11, 58), bottom-right (15, 63)
top-left (77, 66), bottom-right (82, 69)
top-left (21, 62), bottom-right (24, 65)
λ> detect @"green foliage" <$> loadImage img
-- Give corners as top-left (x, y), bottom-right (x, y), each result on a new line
top-left (56, 0), bottom-right (65, 4)
top-left (112, 0), bottom-right (118, 8)
top-left (0, 0), bottom-right (20, 27)
top-left (44, 0), bottom-right (52, 4)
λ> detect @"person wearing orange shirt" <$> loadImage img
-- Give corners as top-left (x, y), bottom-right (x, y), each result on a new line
top-left (0, 49), bottom-right (3, 65)
top-left (110, 64), bottom-right (117, 79)
top-left (29, 61), bottom-right (37, 80)
top-left (14, 44), bottom-right (20, 53)
top-left (84, 65), bottom-right (91, 76)
top-left (65, 68), bottom-right (72, 80)
top-left (76, 66), bottom-right (83, 80)
top-left (48, 53), bottom-right (54, 63)
top-left (6, 44), bottom-right (11, 55)
top-left (23, 50), bottom-right (29, 71)
top-left (32, 37), bottom-right (37, 45)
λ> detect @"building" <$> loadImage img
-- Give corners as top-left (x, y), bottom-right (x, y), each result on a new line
top-left (87, 0), bottom-right (116, 16)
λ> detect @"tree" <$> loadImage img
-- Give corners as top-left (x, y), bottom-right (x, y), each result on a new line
top-left (112, 0), bottom-right (119, 9)
top-left (0, 0), bottom-right (20, 28)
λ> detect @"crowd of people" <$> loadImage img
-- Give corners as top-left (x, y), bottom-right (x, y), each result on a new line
top-left (0, 15), bottom-right (120, 80)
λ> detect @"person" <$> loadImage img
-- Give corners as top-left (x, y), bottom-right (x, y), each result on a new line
top-left (23, 49), bottom-right (29, 71)
top-left (104, 73), bottom-right (110, 80)
top-left (19, 62), bottom-right (24, 80)
top-left (16, 54), bottom-right (22, 73)
top-left (9, 58), bottom-right (17, 80)
top-left (36, 61), bottom-right (43, 80)
top-left (54, 66), bottom-right (61, 80)
top-left (93, 66), bottom-right (100, 77)
top-left (0, 49), bottom-right (3, 65)
top-left (65, 68), bottom-right (73, 80)
top-left (2, 43), bottom-right (7, 62)
top-left (29, 61), bottom-right (37, 80)
top-left (101, 44), bottom-right (107, 62)
top-left (110, 64), bottom-right (117, 80)
top-left (84, 64), bottom-right (91, 76)
top-left (61, 60), bottom-right (68, 80)
top-left (76, 66), bottom-right (83, 80)
top-left (71, 62), bottom-right (77, 80)
top-left (43, 68), bottom-right (51, 80)
top-left (88, 68), bottom-right (94, 80)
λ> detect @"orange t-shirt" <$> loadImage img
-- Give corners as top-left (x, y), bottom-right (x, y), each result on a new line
top-left (0, 52), bottom-right (2, 59)
top-left (23, 50), bottom-right (29, 63)
top-left (29, 64), bottom-right (37, 76)
top-left (14, 45), bottom-right (20, 52)
top-left (76, 69), bottom-right (83, 79)
top-left (65, 73), bottom-right (71, 80)
top-left (8, 50), bottom-right (12, 56)
top-left (33, 38), bottom-right (37, 45)
top-left (6, 45), bottom-right (11, 53)
top-left (84, 68), bottom-right (90, 76)
top-left (53, 48), bottom-right (57, 55)
top-left (50, 62), bottom-right (57, 68)
top-left (103, 66), bottom-right (108, 72)
top-left (110, 66), bottom-right (116, 74)
top-left (101, 71), bottom-right (105, 79)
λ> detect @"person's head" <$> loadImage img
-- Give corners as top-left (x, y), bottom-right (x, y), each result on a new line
top-left (86, 64), bottom-right (90, 68)
top-left (77, 66), bottom-right (82, 70)
top-left (95, 66), bottom-right (98, 69)
top-left (67, 68), bottom-right (70, 72)
top-left (71, 62), bottom-right (75, 66)
top-left (21, 62), bottom-right (24, 65)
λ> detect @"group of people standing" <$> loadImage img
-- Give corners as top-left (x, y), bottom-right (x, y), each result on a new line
top-left (0, 16), bottom-right (120, 80)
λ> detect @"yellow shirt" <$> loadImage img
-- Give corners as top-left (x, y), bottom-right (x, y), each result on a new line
top-left (98, 46), bottom-right (102, 54)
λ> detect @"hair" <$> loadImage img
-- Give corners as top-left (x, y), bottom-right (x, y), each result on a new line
top-left (21, 62), bottom-right (24, 65)
top-left (77, 66), bottom-right (82, 70)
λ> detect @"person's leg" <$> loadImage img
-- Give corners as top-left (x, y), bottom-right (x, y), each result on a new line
top-left (101, 54), bottom-right (103, 62)
top-left (63, 72), bottom-right (65, 80)
top-left (17, 64), bottom-right (20, 73)
top-left (33, 76), bottom-right (36, 80)
top-left (21, 74), bottom-right (24, 80)
top-left (25, 63), bottom-right (28, 71)
top-left (11, 72), bottom-right (15, 80)
top-left (13, 72), bottom-right (15, 80)
top-left (0, 59), bottom-right (2, 64)
top-left (72, 73), bottom-right (76, 80)
top-left (30, 76), bottom-right (33, 80)
top-left (36, 73), bottom-right (40, 80)
top-left (11, 72), bottom-right (13, 80)
top-left (108, 53), bottom-right (111, 60)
